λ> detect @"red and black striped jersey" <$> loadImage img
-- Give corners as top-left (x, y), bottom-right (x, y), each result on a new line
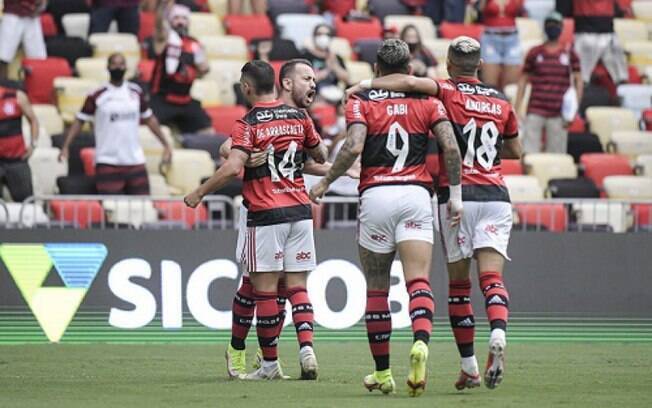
top-left (151, 34), bottom-right (204, 105)
top-left (0, 87), bottom-right (25, 160)
top-left (232, 100), bottom-right (322, 226)
top-left (436, 77), bottom-right (519, 203)
top-left (345, 89), bottom-right (449, 194)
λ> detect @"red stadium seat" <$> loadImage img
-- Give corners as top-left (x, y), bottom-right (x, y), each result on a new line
top-left (80, 148), bottom-right (96, 176)
top-left (139, 12), bottom-right (155, 42)
top-left (514, 203), bottom-right (568, 232)
top-left (501, 159), bottom-right (523, 175)
top-left (311, 104), bottom-right (337, 128)
top-left (154, 200), bottom-right (208, 228)
top-left (269, 60), bottom-right (284, 85)
top-left (643, 108), bottom-right (652, 131)
top-left (50, 200), bottom-right (104, 229)
top-left (40, 13), bottom-right (58, 37)
top-left (334, 16), bottom-right (383, 45)
top-left (137, 59), bottom-right (155, 83)
top-left (223, 14), bottom-right (274, 43)
top-left (567, 116), bottom-right (586, 133)
top-left (322, 0), bottom-right (356, 16)
top-left (580, 153), bottom-right (633, 190)
top-left (559, 18), bottom-right (574, 47)
top-left (632, 204), bottom-right (652, 227)
top-left (425, 153), bottom-right (439, 177)
top-left (439, 22), bottom-right (484, 40)
top-left (21, 57), bottom-right (72, 104)
top-left (206, 105), bottom-right (248, 135)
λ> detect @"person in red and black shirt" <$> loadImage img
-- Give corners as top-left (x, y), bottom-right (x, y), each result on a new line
top-left (150, 0), bottom-right (212, 134)
top-left (515, 11), bottom-right (583, 154)
top-left (0, 84), bottom-right (39, 201)
top-left (310, 39), bottom-right (463, 396)
top-left (348, 36), bottom-right (522, 392)
top-left (185, 60), bottom-right (327, 381)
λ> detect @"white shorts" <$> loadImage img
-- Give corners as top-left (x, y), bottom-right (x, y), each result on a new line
top-left (358, 185), bottom-right (434, 254)
top-left (0, 13), bottom-right (47, 63)
top-left (439, 201), bottom-right (513, 263)
top-left (235, 206), bottom-right (316, 273)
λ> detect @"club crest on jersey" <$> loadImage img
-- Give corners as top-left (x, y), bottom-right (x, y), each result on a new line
top-left (256, 110), bottom-right (274, 122)
top-left (3, 102), bottom-right (15, 116)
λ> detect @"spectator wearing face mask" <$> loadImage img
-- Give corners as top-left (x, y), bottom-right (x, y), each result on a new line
top-left (59, 53), bottom-right (172, 195)
top-left (400, 24), bottom-right (438, 79)
top-left (301, 24), bottom-right (350, 92)
top-left (150, 0), bottom-right (212, 134)
top-left (514, 11), bottom-right (583, 154)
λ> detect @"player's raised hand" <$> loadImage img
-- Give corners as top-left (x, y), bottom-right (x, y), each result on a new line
top-left (309, 180), bottom-right (329, 204)
top-left (447, 199), bottom-right (463, 228)
top-left (344, 84), bottom-right (363, 103)
top-left (245, 148), bottom-right (266, 168)
top-left (184, 190), bottom-right (203, 208)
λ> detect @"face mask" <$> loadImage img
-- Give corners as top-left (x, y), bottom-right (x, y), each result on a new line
top-left (407, 42), bottom-right (419, 53)
top-left (545, 25), bottom-right (562, 41)
top-left (109, 68), bottom-right (126, 82)
top-left (315, 34), bottom-right (331, 50)
top-left (173, 24), bottom-right (188, 37)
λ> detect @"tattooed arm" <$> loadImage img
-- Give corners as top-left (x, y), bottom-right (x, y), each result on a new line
top-left (432, 120), bottom-right (463, 226)
top-left (308, 123), bottom-right (366, 203)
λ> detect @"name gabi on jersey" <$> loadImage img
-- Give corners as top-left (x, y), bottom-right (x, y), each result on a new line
top-left (256, 124), bottom-right (304, 139)
top-left (386, 104), bottom-right (408, 116)
top-left (465, 99), bottom-right (503, 116)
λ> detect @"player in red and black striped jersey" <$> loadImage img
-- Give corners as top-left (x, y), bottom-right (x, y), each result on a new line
top-left (310, 39), bottom-right (463, 397)
top-left (185, 60), bottom-right (327, 381)
top-left (350, 36), bottom-right (522, 391)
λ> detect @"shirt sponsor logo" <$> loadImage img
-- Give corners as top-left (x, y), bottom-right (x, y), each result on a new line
top-left (370, 234), bottom-right (388, 243)
top-left (484, 224), bottom-right (498, 235)
top-left (274, 251), bottom-right (284, 260)
top-left (404, 221), bottom-right (422, 230)
top-left (256, 110), bottom-right (274, 122)
top-left (296, 251), bottom-right (312, 261)
top-left (368, 89), bottom-right (389, 100)
top-left (271, 186), bottom-right (305, 195)
top-left (109, 111), bottom-right (138, 122)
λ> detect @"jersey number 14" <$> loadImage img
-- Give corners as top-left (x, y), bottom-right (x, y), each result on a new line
top-left (268, 141), bottom-right (299, 182)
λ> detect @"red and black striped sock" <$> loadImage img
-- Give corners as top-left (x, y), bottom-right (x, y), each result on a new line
top-left (448, 279), bottom-right (475, 358)
top-left (275, 280), bottom-right (288, 338)
top-left (479, 271), bottom-right (509, 331)
top-left (406, 278), bottom-right (434, 344)
top-left (287, 286), bottom-right (314, 348)
top-left (230, 276), bottom-right (255, 350)
top-left (254, 289), bottom-right (280, 361)
top-left (365, 290), bottom-right (391, 371)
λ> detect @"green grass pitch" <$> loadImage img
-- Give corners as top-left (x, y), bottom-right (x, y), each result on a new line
top-left (2, 340), bottom-right (652, 408)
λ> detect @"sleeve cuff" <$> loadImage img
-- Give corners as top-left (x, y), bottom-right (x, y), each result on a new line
top-left (76, 112), bottom-right (93, 122)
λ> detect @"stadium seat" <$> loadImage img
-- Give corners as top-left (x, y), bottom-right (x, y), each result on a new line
top-left (567, 116), bottom-right (586, 133)
top-left (513, 203), bottom-right (568, 232)
top-left (76, 57), bottom-right (138, 82)
top-left (88, 33), bottom-right (140, 58)
top-left (165, 149), bottom-right (216, 195)
top-left (503, 175), bottom-right (544, 201)
top-left (57, 175), bottom-right (97, 195)
top-left (61, 13), bottom-right (91, 39)
top-left (32, 104), bottom-right (64, 136)
top-left (368, 0), bottom-right (410, 21)
top-left (580, 153), bottom-right (633, 191)
top-left (22, 57), bottom-right (72, 104)
top-left (207, 59), bottom-right (247, 105)
top-left (45, 35), bottom-right (94, 69)
top-left (80, 148), bottom-right (96, 176)
top-left (608, 131), bottom-right (652, 159)
top-left (276, 14), bottom-right (328, 50)
top-left (29, 147), bottom-right (68, 195)
top-left (354, 39), bottom-right (383, 65)
top-left (384, 15), bottom-right (436, 40)
top-left (334, 16), bottom-right (383, 45)
top-left (102, 199), bottom-right (158, 229)
top-left (567, 132), bottom-right (603, 163)
top-left (224, 14), bottom-right (274, 43)
top-left (40, 13), bottom-right (58, 37)
top-left (50, 200), bottom-right (104, 229)
top-left (346, 61), bottom-right (374, 85)
top-left (328, 37), bottom-right (354, 60)
top-left (190, 79), bottom-right (221, 108)
top-left (604, 175), bottom-right (652, 199)
top-left (207, 0), bottom-right (229, 16)
top-left (181, 133), bottom-right (225, 161)
top-left (53, 77), bottom-right (100, 122)
top-left (633, 0), bottom-right (652, 22)
top-left (154, 200), bottom-right (209, 228)
top-left (548, 177), bottom-right (600, 198)
top-left (616, 84), bottom-right (652, 118)
top-left (148, 174), bottom-right (171, 196)
top-left (311, 104), bottom-right (338, 128)
top-left (189, 12), bottom-right (224, 37)
top-left (205, 105), bottom-right (247, 135)
top-left (501, 159), bottom-right (523, 175)
top-left (516, 17), bottom-right (544, 43)
top-left (423, 38), bottom-right (451, 62)
top-left (524, 0), bottom-right (555, 22)
top-left (571, 201), bottom-right (631, 233)
top-left (267, 0), bottom-right (310, 22)
top-left (139, 11), bottom-right (155, 41)
top-left (504, 83), bottom-right (530, 117)
top-left (439, 22), bottom-right (484, 40)
top-left (199, 35), bottom-right (248, 60)
top-left (635, 154), bottom-right (652, 176)
top-left (137, 59), bottom-right (156, 83)
top-left (523, 153), bottom-right (577, 188)
top-left (138, 125), bottom-right (174, 152)
top-left (579, 84), bottom-right (615, 117)
top-left (614, 18), bottom-right (649, 43)
top-left (622, 41), bottom-right (652, 72)
top-left (585, 107), bottom-right (638, 148)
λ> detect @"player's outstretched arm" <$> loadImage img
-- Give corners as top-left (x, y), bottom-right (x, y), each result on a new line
top-left (306, 142), bottom-right (328, 164)
top-left (433, 120), bottom-right (463, 226)
top-left (309, 124), bottom-right (366, 203)
top-left (184, 149), bottom-right (248, 207)
top-left (304, 160), bottom-right (360, 178)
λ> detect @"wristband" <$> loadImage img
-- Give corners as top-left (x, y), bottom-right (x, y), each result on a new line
top-left (359, 79), bottom-right (373, 89)
top-left (449, 184), bottom-right (462, 203)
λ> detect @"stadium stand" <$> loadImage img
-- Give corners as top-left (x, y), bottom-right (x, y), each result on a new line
top-left (523, 153), bottom-right (577, 188)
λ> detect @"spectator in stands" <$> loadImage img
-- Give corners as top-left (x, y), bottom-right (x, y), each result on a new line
top-left (89, 0), bottom-right (140, 35)
top-left (59, 53), bottom-right (172, 195)
top-left (569, 0), bottom-right (629, 85)
top-left (150, 0), bottom-right (212, 134)
top-left (477, 0), bottom-right (525, 90)
top-left (0, 0), bottom-right (47, 80)
top-left (0, 83), bottom-right (39, 201)
top-left (301, 24), bottom-right (349, 94)
top-left (424, 0), bottom-right (466, 24)
top-left (228, 0), bottom-right (266, 14)
top-left (383, 26), bottom-right (400, 40)
top-left (515, 11), bottom-right (584, 154)
top-left (400, 24), bottom-right (438, 79)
